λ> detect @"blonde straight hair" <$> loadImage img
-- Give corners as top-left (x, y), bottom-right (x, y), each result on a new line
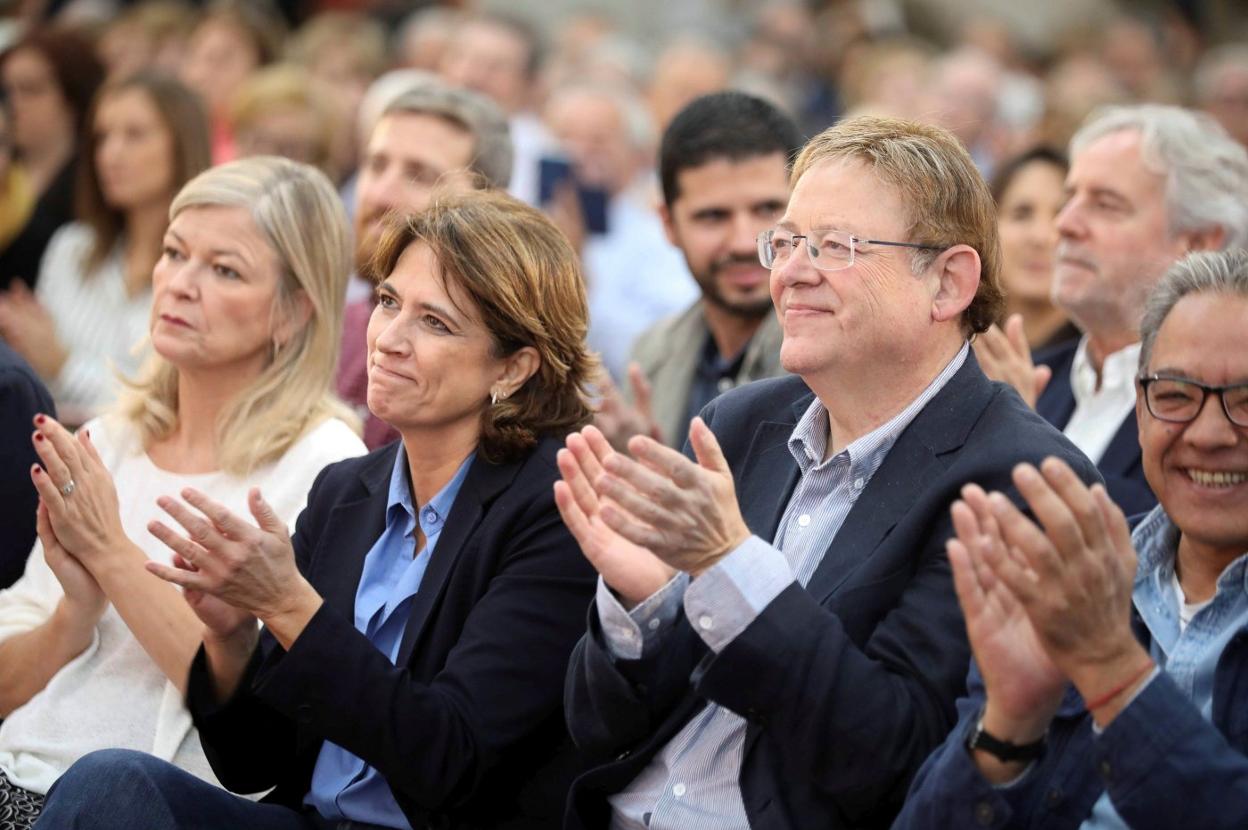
top-left (118, 156), bottom-right (357, 475)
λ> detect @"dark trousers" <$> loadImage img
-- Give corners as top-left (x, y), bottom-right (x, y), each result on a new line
top-left (32, 749), bottom-right (388, 830)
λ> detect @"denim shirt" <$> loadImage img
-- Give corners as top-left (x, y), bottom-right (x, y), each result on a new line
top-left (1080, 508), bottom-right (1248, 830)
top-left (305, 446), bottom-right (474, 827)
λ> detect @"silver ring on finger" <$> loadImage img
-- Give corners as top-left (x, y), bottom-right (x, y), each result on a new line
top-left (59, 479), bottom-right (76, 497)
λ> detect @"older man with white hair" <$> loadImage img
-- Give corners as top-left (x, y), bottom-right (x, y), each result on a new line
top-left (977, 104), bottom-right (1248, 516)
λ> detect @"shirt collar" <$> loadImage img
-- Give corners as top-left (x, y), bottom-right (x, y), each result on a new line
top-left (1133, 504), bottom-right (1248, 599)
top-left (386, 445), bottom-right (476, 538)
top-left (1071, 336), bottom-right (1142, 406)
top-left (788, 341), bottom-right (970, 476)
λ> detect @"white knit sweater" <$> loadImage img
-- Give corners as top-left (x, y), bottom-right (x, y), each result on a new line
top-left (0, 413), bottom-right (365, 794)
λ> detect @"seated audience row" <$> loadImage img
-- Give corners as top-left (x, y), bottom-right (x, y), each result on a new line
top-left (0, 88), bottom-right (1243, 830)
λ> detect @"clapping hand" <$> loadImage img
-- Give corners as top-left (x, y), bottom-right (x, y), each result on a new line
top-left (947, 485), bottom-right (1066, 757)
top-left (980, 459), bottom-right (1150, 712)
top-left (554, 426), bottom-right (676, 607)
top-left (146, 487), bottom-right (321, 647)
top-left (974, 314), bottom-right (1052, 409)
top-left (0, 283), bottom-right (67, 380)
top-left (591, 417), bottom-right (751, 577)
top-left (595, 364), bottom-right (664, 452)
top-left (29, 415), bottom-right (130, 567)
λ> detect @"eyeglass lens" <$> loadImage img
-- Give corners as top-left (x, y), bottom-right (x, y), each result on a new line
top-left (1146, 377), bottom-right (1248, 426)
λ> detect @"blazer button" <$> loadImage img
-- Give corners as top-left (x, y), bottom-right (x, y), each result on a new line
top-left (296, 703), bottom-right (314, 725)
top-left (974, 802), bottom-right (995, 826)
top-left (1044, 788), bottom-right (1063, 808)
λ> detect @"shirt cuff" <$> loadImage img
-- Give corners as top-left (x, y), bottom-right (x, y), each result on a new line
top-left (683, 535), bottom-right (795, 653)
top-left (1090, 668), bottom-right (1161, 736)
top-left (595, 572), bottom-right (688, 660)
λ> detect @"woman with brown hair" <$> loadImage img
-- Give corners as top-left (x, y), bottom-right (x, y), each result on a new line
top-left (0, 71), bottom-right (211, 424)
top-left (0, 28), bottom-right (103, 291)
top-left (37, 189), bottom-right (601, 830)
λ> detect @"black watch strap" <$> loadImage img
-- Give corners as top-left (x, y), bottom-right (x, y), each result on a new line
top-left (966, 713), bottom-right (1046, 763)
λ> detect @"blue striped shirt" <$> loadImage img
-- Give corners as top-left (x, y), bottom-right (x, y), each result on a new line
top-left (598, 343), bottom-right (969, 830)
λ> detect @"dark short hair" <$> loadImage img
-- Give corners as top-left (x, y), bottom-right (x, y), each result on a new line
top-left (367, 190), bottom-right (596, 463)
top-left (659, 91), bottom-right (804, 207)
top-left (989, 146), bottom-right (1068, 204)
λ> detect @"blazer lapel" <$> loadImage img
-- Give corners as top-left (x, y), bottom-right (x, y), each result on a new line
top-left (733, 398), bottom-right (806, 541)
top-left (805, 358), bottom-right (995, 602)
top-left (394, 451), bottom-right (525, 665)
top-left (314, 449), bottom-right (392, 616)
top-left (1097, 413), bottom-right (1141, 476)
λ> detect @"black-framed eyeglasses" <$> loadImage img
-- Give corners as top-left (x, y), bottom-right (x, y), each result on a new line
top-left (1138, 374), bottom-right (1248, 427)
top-left (757, 227), bottom-right (944, 271)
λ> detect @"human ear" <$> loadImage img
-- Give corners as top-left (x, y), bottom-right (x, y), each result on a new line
top-left (929, 244), bottom-right (981, 324)
top-left (495, 346), bottom-right (541, 398)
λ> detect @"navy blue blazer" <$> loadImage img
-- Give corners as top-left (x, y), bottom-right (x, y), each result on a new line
top-left (186, 436), bottom-right (597, 829)
top-left (0, 341), bottom-right (55, 589)
top-left (563, 355), bottom-right (1102, 830)
top-left (1034, 340), bottom-right (1156, 516)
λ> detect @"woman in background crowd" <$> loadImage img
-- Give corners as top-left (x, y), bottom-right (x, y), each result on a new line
top-left (990, 146), bottom-right (1078, 351)
top-left (0, 72), bottom-right (211, 424)
top-left (0, 157), bottom-right (364, 830)
top-left (179, 0), bottom-right (286, 163)
top-left (0, 28), bottom-right (102, 291)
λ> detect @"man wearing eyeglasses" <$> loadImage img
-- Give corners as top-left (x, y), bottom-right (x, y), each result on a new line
top-left (975, 105), bottom-right (1248, 517)
top-left (557, 117), bottom-right (1098, 830)
top-left (894, 248), bottom-right (1248, 830)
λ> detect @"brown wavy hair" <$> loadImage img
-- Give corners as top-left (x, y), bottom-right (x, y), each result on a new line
top-left (367, 189), bottom-right (597, 463)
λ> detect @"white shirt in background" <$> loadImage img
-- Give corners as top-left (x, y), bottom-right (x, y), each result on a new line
top-left (36, 223), bottom-right (152, 422)
top-left (1062, 337), bottom-right (1142, 465)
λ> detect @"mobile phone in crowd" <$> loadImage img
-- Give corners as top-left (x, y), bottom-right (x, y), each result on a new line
top-left (538, 156), bottom-right (609, 235)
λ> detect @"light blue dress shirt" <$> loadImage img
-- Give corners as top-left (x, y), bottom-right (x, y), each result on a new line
top-left (305, 446), bottom-right (475, 827)
top-left (1081, 506), bottom-right (1248, 829)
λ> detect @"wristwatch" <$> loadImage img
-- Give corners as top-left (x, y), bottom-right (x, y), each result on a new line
top-left (965, 710), bottom-right (1046, 763)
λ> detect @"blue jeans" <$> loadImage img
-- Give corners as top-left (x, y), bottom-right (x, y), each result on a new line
top-left (33, 749), bottom-right (317, 830)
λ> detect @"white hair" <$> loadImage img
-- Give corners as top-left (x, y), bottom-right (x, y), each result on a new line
top-left (1071, 104), bottom-right (1248, 250)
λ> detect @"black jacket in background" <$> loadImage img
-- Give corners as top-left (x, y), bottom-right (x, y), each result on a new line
top-left (0, 340), bottom-right (55, 588)
top-left (0, 159), bottom-right (76, 291)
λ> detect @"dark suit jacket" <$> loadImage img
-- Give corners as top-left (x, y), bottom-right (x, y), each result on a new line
top-left (0, 341), bottom-right (55, 589)
top-left (563, 355), bottom-right (1101, 830)
top-left (186, 436), bottom-right (597, 829)
top-left (1034, 339), bottom-right (1156, 516)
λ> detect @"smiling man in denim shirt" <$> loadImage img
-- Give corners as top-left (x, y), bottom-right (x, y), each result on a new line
top-left (894, 248), bottom-right (1248, 830)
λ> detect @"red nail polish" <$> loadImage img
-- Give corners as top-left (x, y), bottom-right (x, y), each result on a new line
top-left (34, 433), bottom-right (43, 442)
top-left (32, 466), bottom-right (41, 475)
top-left (35, 415), bottom-right (45, 425)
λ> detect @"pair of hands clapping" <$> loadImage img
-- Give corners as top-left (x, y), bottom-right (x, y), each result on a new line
top-left (553, 418), bottom-right (751, 607)
top-left (948, 457), bottom-right (1151, 762)
top-left (27, 413), bottom-right (305, 647)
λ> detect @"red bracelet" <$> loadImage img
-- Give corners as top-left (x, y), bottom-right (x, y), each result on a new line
top-left (1084, 660), bottom-right (1155, 712)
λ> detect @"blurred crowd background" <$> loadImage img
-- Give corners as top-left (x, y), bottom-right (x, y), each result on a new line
top-left (1, 0), bottom-right (1247, 420)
